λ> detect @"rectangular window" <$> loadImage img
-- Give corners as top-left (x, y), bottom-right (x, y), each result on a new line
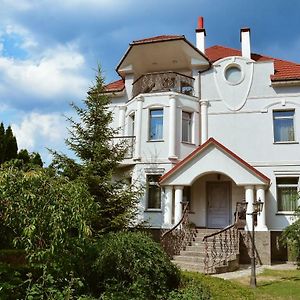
top-left (273, 110), bottom-right (295, 142)
top-left (277, 177), bottom-right (299, 211)
top-left (129, 113), bottom-right (135, 136)
top-left (182, 111), bottom-right (192, 143)
top-left (147, 175), bottom-right (161, 209)
top-left (149, 109), bottom-right (163, 140)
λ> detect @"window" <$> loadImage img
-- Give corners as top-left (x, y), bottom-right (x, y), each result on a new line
top-left (273, 110), bottom-right (295, 142)
top-left (128, 113), bottom-right (135, 136)
top-left (225, 65), bottom-right (242, 84)
top-left (277, 177), bottom-right (299, 211)
top-left (182, 111), bottom-right (192, 143)
top-left (146, 175), bottom-right (161, 209)
top-left (149, 109), bottom-right (163, 140)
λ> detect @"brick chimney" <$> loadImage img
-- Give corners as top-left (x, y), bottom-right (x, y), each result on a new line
top-left (196, 16), bottom-right (206, 54)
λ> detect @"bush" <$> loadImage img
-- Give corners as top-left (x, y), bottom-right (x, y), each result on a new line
top-left (167, 272), bottom-right (211, 300)
top-left (88, 231), bottom-right (180, 299)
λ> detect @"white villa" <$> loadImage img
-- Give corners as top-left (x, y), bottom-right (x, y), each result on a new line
top-left (105, 17), bottom-right (300, 270)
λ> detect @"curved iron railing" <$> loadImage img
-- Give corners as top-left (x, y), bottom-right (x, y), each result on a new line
top-left (132, 71), bottom-right (194, 98)
top-left (160, 201), bottom-right (196, 257)
top-left (202, 224), bottom-right (239, 274)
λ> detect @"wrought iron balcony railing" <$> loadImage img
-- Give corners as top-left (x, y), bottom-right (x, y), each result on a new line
top-left (132, 71), bottom-right (194, 98)
top-left (111, 135), bottom-right (135, 159)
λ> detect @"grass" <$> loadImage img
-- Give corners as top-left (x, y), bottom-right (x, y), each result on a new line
top-left (183, 268), bottom-right (300, 300)
top-left (235, 269), bottom-right (300, 300)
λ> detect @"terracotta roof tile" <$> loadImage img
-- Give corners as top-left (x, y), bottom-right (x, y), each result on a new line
top-left (104, 79), bottom-right (124, 92)
top-left (132, 35), bottom-right (184, 44)
top-left (206, 45), bottom-right (300, 81)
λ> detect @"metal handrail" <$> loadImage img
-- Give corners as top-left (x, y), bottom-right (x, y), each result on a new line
top-left (202, 223), bottom-right (236, 241)
top-left (161, 201), bottom-right (190, 240)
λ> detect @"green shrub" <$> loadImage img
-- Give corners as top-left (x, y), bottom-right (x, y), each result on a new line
top-left (167, 272), bottom-right (211, 300)
top-left (89, 231), bottom-right (180, 299)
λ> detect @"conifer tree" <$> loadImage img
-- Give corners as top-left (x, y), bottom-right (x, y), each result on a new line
top-left (51, 68), bottom-right (140, 233)
top-left (0, 123), bottom-right (5, 163)
top-left (4, 126), bottom-right (18, 161)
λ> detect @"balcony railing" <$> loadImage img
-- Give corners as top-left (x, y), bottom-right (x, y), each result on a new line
top-left (132, 71), bottom-right (194, 98)
top-left (111, 136), bottom-right (135, 159)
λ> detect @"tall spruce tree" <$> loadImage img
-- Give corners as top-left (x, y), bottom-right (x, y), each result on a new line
top-left (51, 68), bottom-right (140, 233)
top-left (4, 126), bottom-right (18, 161)
top-left (0, 123), bottom-right (5, 163)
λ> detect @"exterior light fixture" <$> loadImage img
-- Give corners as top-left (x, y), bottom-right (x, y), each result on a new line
top-left (249, 197), bottom-right (264, 288)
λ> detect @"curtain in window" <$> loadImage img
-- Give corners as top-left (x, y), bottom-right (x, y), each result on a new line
top-left (278, 187), bottom-right (298, 211)
top-left (275, 118), bottom-right (294, 142)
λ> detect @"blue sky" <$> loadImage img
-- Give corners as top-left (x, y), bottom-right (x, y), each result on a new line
top-left (1, 0), bottom-right (300, 164)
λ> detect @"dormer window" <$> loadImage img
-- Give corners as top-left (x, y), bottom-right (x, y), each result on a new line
top-left (149, 108), bottom-right (163, 140)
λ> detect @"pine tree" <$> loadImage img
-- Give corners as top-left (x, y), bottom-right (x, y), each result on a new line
top-left (4, 126), bottom-right (18, 161)
top-left (51, 68), bottom-right (140, 233)
top-left (0, 123), bottom-right (5, 163)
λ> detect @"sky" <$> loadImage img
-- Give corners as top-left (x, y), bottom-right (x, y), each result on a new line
top-left (1, 0), bottom-right (300, 165)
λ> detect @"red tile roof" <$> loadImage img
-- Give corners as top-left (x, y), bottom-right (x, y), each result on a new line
top-left (105, 42), bottom-right (300, 92)
top-left (132, 35), bottom-right (184, 44)
top-left (205, 45), bottom-right (300, 81)
top-left (159, 137), bottom-right (270, 185)
top-left (103, 79), bottom-right (124, 93)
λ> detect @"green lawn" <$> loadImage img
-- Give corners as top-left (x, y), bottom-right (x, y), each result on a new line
top-left (183, 268), bottom-right (300, 300)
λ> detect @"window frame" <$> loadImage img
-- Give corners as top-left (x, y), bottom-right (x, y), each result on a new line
top-left (273, 109), bottom-right (296, 143)
top-left (145, 174), bottom-right (162, 211)
top-left (128, 112), bottom-right (135, 137)
top-left (276, 176), bottom-right (299, 213)
top-left (148, 108), bottom-right (164, 141)
top-left (181, 111), bottom-right (193, 143)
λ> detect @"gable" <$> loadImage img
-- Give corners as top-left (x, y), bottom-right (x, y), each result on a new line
top-left (160, 138), bottom-right (270, 186)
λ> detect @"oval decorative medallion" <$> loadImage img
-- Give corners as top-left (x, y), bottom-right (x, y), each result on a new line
top-left (214, 56), bottom-right (254, 111)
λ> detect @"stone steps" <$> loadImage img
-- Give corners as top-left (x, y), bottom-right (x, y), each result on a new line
top-left (171, 228), bottom-right (240, 274)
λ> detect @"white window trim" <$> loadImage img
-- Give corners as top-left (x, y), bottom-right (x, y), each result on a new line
top-left (276, 176), bottom-right (299, 213)
top-left (145, 174), bottom-right (162, 211)
top-left (273, 109), bottom-right (296, 143)
top-left (148, 107), bottom-right (164, 141)
top-left (181, 109), bottom-right (195, 144)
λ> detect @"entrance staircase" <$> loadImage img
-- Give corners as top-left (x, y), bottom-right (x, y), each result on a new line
top-left (161, 201), bottom-right (243, 274)
top-left (172, 228), bottom-right (239, 274)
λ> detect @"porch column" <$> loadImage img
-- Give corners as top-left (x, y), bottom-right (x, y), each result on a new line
top-left (256, 186), bottom-right (268, 231)
top-left (245, 185), bottom-right (254, 231)
top-left (174, 186), bottom-right (184, 225)
top-left (168, 94), bottom-right (177, 160)
top-left (118, 105), bottom-right (126, 136)
top-left (200, 100), bottom-right (208, 144)
top-left (163, 186), bottom-right (173, 227)
top-left (134, 96), bottom-right (143, 160)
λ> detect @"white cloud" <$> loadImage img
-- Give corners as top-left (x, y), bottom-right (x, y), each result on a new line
top-left (0, 43), bottom-right (90, 103)
top-left (12, 112), bottom-right (67, 151)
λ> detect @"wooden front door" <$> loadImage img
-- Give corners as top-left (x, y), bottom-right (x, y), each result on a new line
top-left (207, 182), bottom-right (231, 228)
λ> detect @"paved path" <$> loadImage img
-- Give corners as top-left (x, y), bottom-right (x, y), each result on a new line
top-left (212, 263), bottom-right (298, 280)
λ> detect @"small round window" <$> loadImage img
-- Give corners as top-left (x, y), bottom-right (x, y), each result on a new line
top-left (225, 65), bottom-right (242, 84)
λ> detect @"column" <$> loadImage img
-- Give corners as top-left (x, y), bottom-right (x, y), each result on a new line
top-left (168, 94), bottom-right (177, 160)
top-left (174, 186), bottom-right (184, 225)
top-left (256, 186), bottom-right (268, 231)
top-left (134, 96), bottom-right (143, 160)
top-left (118, 106), bottom-right (126, 136)
top-left (163, 186), bottom-right (173, 228)
top-left (245, 186), bottom-right (254, 231)
top-left (200, 100), bottom-right (208, 144)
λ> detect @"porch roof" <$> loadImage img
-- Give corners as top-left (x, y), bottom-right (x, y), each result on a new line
top-left (160, 138), bottom-right (270, 186)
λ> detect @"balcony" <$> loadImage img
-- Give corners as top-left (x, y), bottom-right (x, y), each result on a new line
top-left (111, 136), bottom-right (135, 159)
top-left (132, 71), bottom-right (194, 98)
